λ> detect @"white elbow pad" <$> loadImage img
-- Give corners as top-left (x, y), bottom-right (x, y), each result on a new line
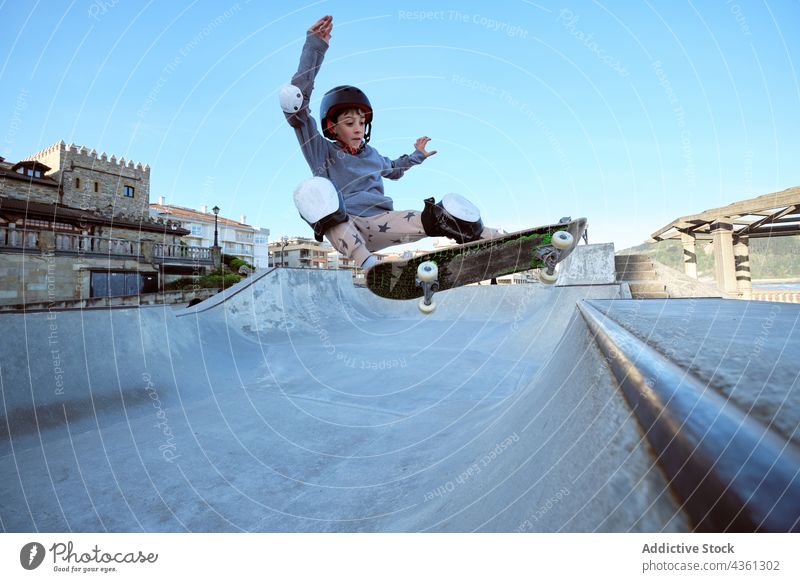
top-left (279, 84), bottom-right (303, 113)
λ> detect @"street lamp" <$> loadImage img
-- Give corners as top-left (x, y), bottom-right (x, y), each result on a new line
top-left (212, 205), bottom-right (220, 248)
top-left (280, 235), bottom-right (289, 268)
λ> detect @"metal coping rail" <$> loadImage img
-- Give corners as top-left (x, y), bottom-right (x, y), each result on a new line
top-left (577, 300), bottom-right (800, 532)
top-left (176, 267), bottom-right (278, 316)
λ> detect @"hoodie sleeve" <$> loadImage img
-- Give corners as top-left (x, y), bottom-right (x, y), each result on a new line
top-left (284, 33), bottom-right (331, 173)
top-left (381, 149), bottom-right (426, 180)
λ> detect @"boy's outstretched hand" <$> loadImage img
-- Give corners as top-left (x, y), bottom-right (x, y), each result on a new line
top-left (309, 15), bottom-right (332, 44)
top-left (415, 136), bottom-right (437, 158)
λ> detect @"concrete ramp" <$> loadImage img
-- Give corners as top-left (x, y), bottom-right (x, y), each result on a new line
top-left (0, 269), bottom-right (686, 531)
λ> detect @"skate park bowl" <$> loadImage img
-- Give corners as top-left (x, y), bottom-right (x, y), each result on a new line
top-left (1, 267), bottom-right (798, 532)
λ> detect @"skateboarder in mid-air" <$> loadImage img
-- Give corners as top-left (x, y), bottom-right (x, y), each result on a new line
top-left (280, 15), bottom-right (503, 271)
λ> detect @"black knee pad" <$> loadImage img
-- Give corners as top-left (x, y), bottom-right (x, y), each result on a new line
top-left (421, 196), bottom-right (484, 244)
top-left (307, 208), bottom-right (349, 242)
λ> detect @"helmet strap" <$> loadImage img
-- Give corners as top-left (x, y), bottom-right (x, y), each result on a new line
top-left (324, 118), bottom-right (336, 138)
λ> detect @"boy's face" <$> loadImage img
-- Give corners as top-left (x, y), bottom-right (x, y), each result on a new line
top-left (330, 110), bottom-right (366, 149)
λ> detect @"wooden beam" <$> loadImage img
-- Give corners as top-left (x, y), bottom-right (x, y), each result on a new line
top-left (746, 224), bottom-right (800, 237)
top-left (650, 186), bottom-right (800, 241)
top-left (682, 186), bottom-right (800, 221)
top-left (650, 223), bottom-right (681, 240)
top-left (739, 205), bottom-right (799, 236)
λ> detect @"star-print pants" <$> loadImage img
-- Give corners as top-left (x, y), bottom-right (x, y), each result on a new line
top-left (324, 209), bottom-right (502, 266)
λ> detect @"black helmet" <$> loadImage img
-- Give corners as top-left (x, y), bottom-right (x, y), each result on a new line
top-left (320, 85), bottom-right (373, 143)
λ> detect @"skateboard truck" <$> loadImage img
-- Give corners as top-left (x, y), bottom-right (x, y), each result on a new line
top-left (416, 261), bottom-right (440, 314)
top-left (536, 229), bottom-right (574, 284)
top-left (536, 247), bottom-right (560, 284)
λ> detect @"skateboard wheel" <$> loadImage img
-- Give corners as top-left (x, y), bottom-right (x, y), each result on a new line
top-left (417, 261), bottom-right (438, 282)
top-left (551, 230), bottom-right (573, 250)
top-left (418, 298), bottom-right (437, 314)
top-left (539, 270), bottom-right (558, 284)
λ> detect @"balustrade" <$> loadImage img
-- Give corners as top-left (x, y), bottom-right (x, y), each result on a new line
top-left (1, 226), bottom-right (211, 264)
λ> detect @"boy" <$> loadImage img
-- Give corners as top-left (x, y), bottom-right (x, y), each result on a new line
top-left (281, 15), bottom-right (501, 270)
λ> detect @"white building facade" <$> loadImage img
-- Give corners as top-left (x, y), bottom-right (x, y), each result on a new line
top-left (151, 198), bottom-right (265, 266)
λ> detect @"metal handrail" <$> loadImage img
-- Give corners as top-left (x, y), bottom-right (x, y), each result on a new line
top-left (578, 299), bottom-right (800, 532)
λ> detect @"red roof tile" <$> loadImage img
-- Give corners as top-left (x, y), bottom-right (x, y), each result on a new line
top-left (150, 204), bottom-right (250, 227)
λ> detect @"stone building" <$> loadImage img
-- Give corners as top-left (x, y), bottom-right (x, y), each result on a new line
top-left (0, 141), bottom-right (213, 306)
top-left (23, 140), bottom-right (151, 219)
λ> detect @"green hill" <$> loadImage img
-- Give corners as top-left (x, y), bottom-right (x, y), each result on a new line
top-left (619, 236), bottom-right (800, 280)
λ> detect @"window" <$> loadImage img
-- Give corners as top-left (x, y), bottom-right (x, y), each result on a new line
top-left (13, 163), bottom-right (44, 178)
top-left (124, 185), bottom-right (135, 197)
top-left (90, 271), bottom-right (144, 297)
top-left (20, 219), bottom-right (79, 232)
top-left (94, 181), bottom-right (100, 193)
top-left (23, 219), bottom-right (50, 229)
top-left (190, 225), bottom-right (202, 235)
top-left (75, 177), bottom-right (81, 189)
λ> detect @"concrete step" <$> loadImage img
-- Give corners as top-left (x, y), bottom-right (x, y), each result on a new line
top-left (616, 261), bottom-right (656, 273)
top-left (616, 254), bottom-right (652, 265)
top-left (617, 270), bottom-right (658, 281)
top-left (628, 282), bottom-right (668, 294)
top-left (632, 291), bottom-right (671, 299)
top-left (616, 254), bottom-right (659, 288)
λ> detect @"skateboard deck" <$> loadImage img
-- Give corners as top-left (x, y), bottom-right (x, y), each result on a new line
top-left (365, 217), bottom-right (587, 302)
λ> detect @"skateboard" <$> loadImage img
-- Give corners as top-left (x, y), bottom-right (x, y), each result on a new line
top-left (365, 217), bottom-right (587, 313)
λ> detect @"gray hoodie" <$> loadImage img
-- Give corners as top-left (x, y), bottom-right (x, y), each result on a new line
top-left (284, 33), bottom-right (426, 217)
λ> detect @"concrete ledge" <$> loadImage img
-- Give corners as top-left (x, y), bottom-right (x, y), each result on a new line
top-left (0, 287), bottom-right (220, 312)
top-left (557, 243), bottom-right (616, 285)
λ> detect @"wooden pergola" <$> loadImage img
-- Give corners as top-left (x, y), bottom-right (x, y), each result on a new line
top-left (650, 186), bottom-right (800, 297)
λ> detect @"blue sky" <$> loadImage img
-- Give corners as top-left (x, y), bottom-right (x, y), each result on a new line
top-left (1, 0), bottom-right (798, 250)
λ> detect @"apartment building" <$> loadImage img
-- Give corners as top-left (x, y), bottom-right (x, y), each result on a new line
top-left (150, 198), bottom-right (264, 266)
